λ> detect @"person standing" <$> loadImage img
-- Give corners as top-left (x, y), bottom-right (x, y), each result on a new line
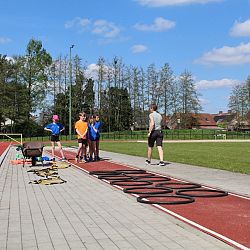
top-left (145, 103), bottom-right (165, 166)
top-left (94, 114), bottom-right (101, 161)
top-left (75, 112), bottom-right (88, 163)
top-left (44, 114), bottom-right (66, 161)
top-left (88, 115), bottom-right (98, 161)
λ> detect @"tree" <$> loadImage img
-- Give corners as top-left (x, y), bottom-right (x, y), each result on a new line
top-left (229, 81), bottom-right (249, 129)
top-left (178, 70), bottom-right (201, 128)
top-left (147, 63), bottom-right (159, 105)
top-left (0, 55), bottom-right (28, 132)
top-left (107, 87), bottom-right (132, 131)
top-left (83, 78), bottom-right (95, 114)
top-left (0, 54), bottom-right (14, 128)
top-left (131, 66), bottom-right (140, 125)
top-left (72, 55), bottom-right (86, 119)
top-left (96, 57), bottom-right (106, 111)
top-left (246, 76), bottom-right (250, 111)
top-left (54, 92), bottom-right (68, 132)
top-left (19, 39), bottom-right (52, 124)
top-left (159, 63), bottom-right (175, 128)
top-left (118, 88), bottom-right (133, 130)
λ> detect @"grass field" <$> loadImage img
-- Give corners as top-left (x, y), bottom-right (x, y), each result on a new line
top-left (95, 141), bottom-right (250, 175)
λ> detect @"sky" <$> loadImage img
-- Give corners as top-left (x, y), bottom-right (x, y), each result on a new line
top-left (1, 0), bottom-right (250, 114)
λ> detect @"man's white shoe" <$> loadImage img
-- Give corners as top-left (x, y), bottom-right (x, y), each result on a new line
top-left (158, 161), bottom-right (165, 166)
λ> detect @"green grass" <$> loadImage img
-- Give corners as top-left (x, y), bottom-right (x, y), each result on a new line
top-left (97, 141), bottom-right (250, 175)
top-left (34, 139), bottom-right (250, 174)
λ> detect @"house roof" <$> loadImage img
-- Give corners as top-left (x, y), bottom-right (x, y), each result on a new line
top-left (195, 113), bottom-right (217, 126)
top-left (165, 111), bottom-right (238, 129)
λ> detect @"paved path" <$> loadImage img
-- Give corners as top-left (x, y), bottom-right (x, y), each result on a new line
top-left (0, 146), bottom-right (240, 249)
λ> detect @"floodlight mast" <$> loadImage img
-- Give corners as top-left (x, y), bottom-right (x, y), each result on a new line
top-left (69, 44), bottom-right (74, 140)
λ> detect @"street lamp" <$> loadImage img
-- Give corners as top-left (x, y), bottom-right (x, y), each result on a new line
top-left (69, 44), bottom-right (74, 140)
top-left (113, 58), bottom-right (118, 130)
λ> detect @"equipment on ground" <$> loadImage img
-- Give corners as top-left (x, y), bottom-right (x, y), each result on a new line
top-left (19, 142), bottom-right (44, 167)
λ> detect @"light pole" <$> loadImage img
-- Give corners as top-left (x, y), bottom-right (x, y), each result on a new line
top-left (69, 44), bottom-right (74, 140)
top-left (114, 58), bottom-right (118, 130)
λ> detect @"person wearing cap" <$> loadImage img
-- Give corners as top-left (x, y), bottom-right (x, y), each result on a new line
top-left (44, 115), bottom-right (66, 161)
top-left (74, 112), bottom-right (88, 163)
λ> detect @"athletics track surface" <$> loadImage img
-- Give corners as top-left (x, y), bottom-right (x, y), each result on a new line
top-left (0, 142), bottom-right (11, 156)
top-left (52, 149), bottom-right (250, 250)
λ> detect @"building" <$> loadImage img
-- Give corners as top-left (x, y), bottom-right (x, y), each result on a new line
top-left (167, 111), bottom-right (237, 130)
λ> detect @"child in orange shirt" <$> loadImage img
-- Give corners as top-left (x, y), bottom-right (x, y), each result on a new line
top-left (75, 112), bottom-right (88, 163)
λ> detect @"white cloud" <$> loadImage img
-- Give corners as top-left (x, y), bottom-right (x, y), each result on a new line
top-left (195, 78), bottom-right (240, 90)
top-left (84, 63), bottom-right (110, 81)
top-left (195, 42), bottom-right (250, 65)
top-left (131, 44), bottom-right (148, 53)
top-left (134, 17), bottom-right (175, 32)
top-left (92, 20), bottom-right (121, 38)
top-left (199, 98), bottom-right (210, 105)
top-left (230, 19), bottom-right (250, 37)
top-left (0, 37), bottom-right (11, 44)
top-left (6, 56), bottom-right (15, 63)
top-left (65, 17), bottom-right (90, 30)
top-left (85, 63), bottom-right (99, 80)
top-left (65, 17), bottom-right (121, 39)
top-left (135, 0), bottom-right (222, 7)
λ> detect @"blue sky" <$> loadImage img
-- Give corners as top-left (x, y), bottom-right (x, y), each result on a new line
top-left (1, 0), bottom-right (250, 113)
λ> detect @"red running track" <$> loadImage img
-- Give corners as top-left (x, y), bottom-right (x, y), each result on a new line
top-left (0, 142), bottom-right (11, 156)
top-left (52, 150), bottom-right (250, 250)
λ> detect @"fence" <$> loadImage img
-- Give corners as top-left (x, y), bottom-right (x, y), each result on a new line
top-left (99, 130), bottom-right (250, 141)
top-left (1, 130), bottom-right (249, 142)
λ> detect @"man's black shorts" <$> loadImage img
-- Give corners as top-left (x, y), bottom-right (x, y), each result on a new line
top-left (51, 135), bottom-right (60, 142)
top-left (148, 130), bottom-right (163, 147)
top-left (78, 138), bottom-right (88, 146)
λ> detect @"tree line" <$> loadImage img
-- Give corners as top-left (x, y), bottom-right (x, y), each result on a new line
top-left (0, 39), bottom-right (249, 136)
top-left (229, 78), bottom-right (250, 126)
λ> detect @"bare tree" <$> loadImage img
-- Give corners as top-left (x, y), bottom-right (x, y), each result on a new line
top-left (159, 63), bottom-right (175, 127)
top-left (229, 83), bottom-right (249, 117)
top-left (178, 70), bottom-right (201, 128)
top-left (96, 57), bottom-right (106, 110)
top-left (147, 63), bottom-right (159, 105)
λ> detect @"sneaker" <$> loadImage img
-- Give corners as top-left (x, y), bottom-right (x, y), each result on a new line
top-left (60, 157), bottom-right (67, 162)
top-left (158, 161), bottom-right (165, 166)
top-left (79, 157), bottom-right (85, 163)
top-left (145, 160), bottom-right (151, 165)
top-left (96, 156), bottom-right (101, 161)
top-left (75, 156), bottom-right (79, 163)
top-left (89, 156), bottom-right (93, 162)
